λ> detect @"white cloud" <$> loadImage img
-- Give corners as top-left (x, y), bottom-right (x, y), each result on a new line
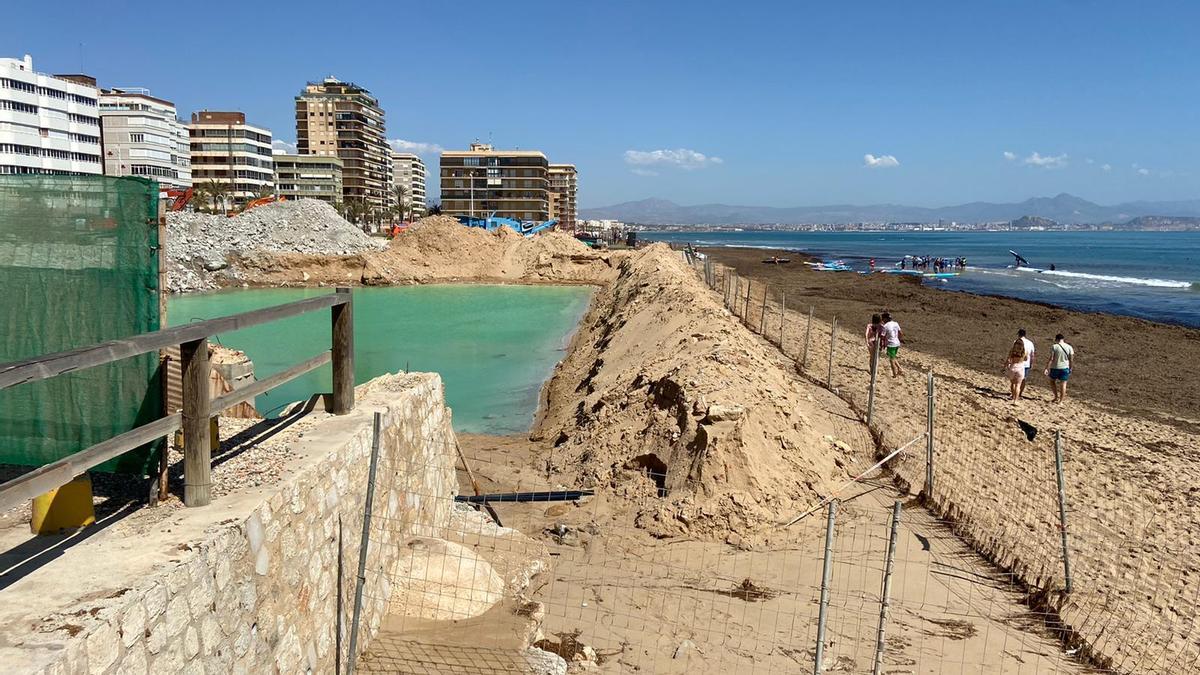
top-left (1137, 167), bottom-right (1150, 176)
top-left (630, 168), bottom-right (659, 177)
top-left (1085, 158), bottom-right (1095, 165)
top-left (1022, 152), bottom-right (1068, 169)
top-left (863, 153), bottom-right (900, 169)
top-left (1102, 163), bottom-right (1112, 172)
top-left (271, 139), bottom-right (297, 155)
top-left (623, 148), bottom-right (723, 170)
top-left (389, 139), bottom-right (445, 155)
top-left (1003, 151), bottom-right (1016, 161)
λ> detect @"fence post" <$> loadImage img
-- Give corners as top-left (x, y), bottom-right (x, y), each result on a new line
top-left (925, 371), bottom-right (935, 498)
top-left (814, 500), bottom-right (838, 674)
top-left (872, 500), bottom-right (902, 675)
top-left (744, 278), bottom-right (753, 321)
top-left (801, 306), bottom-right (814, 369)
top-left (866, 345), bottom-right (879, 426)
top-left (779, 292), bottom-right (786, 349)
top-left (1054, 430), bottom-right (1073, 594)
top-left (180, 337), bottom-right (212, 507)
top-left (346, 412), bottom-right (384, 675)
top-left (826, 317), bottom-right (838, 388)
top-left (331, 287), bottom-right (355, 415)
top-left (758, 286), bottom-right (768, 333)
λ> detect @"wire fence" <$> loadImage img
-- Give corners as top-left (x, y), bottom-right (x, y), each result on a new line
top-left (696, 256), bottom-right (1200, 673)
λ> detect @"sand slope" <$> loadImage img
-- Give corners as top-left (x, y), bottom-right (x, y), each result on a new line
top-left (535, 245), bottom-right (850, 545)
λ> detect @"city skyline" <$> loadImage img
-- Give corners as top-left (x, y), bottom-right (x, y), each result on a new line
top-left (4, 1), bottom-right (1198, 208)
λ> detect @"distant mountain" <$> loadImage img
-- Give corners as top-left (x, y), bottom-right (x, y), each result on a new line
top-left (1009, 215), bottom-right (1059, 229)
top-left (580, 193), bottom-right (1200, 225)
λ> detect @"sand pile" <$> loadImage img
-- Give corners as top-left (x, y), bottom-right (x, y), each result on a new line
top-left (534, 244), bottom-right (846, 545)
top-left (166, 199), bottom-right (385, 292)
top-left (238, 215), bottom-right (617, 288)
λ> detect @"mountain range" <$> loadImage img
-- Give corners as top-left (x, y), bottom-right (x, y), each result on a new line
top-left (579, 193), bottom-right (1200, 225)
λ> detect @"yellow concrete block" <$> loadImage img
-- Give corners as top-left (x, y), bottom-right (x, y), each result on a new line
top-left (31, 474), bottom-right (96, 535)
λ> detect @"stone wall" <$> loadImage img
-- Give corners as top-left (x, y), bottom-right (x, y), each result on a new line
top-left (32, 372), bottom-right (456, 674)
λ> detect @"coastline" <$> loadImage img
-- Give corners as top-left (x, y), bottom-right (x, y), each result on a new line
top-left (703, 246), bottom-right (1200, 424)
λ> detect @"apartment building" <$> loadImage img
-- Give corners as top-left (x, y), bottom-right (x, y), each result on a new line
top-left (0, 55), bottom-right (101, 176)
top-left (99, 88), bottom-right (190, 190)
top-left (273, 154), bottom-right (343, 204)
top-left (390, 151), bottom-right (426, 219)
top-left (439, 143), bottom-right (549, 221)
top-left (548, 163), bottom-right (578, 230)
top-left (295, 77), bottom-right (389, 214)
top-left (188, 110), bottom-right (273, 208)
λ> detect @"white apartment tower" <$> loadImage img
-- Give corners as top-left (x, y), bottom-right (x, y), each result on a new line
top-left (390, 151), bottom-right (426, 219)
top-left (0, 55), bottom-right (102, 176)
top-left (99, 88), bottom-right (191, 190)
top-left (188, 110), bottom-right (273, 208)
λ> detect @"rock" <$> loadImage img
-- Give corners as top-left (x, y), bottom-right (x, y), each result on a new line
top-left (524, 647), bottom-right (568, 675)
top-left (388, 538), bottom-right (504, 620)
top-left (705, 404), bottom-right (746, 423)
top-left (674, 639), bottom-right (697, 659)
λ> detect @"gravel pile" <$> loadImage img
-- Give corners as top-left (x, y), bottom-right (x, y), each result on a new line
top-left (166, 199), bottom-right (385, 292)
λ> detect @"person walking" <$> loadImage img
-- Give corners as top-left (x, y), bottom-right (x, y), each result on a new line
top-left (1017, 329), bottom-right (1035, 399)
top-left (1004, 338), bottom-right (1028, 402)
top-left (865, 314), bottom-right (884, 373)
top-left (1043, 334), bottom-right (1075, 403)
top-left (880, 312), bottom-right (903, 377)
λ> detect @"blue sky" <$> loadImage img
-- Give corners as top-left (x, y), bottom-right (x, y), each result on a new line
top-left (5, 1), bottom-right (1198, 208)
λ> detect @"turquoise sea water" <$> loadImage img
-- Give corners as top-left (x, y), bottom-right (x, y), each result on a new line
top-left (646, 230), bottom-right (1200, 327)
top-left (168, 285), bottom-right (592, 433)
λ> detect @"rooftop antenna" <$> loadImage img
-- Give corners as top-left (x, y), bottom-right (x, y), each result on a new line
top-left (78, 42), bottom-right (85, 72)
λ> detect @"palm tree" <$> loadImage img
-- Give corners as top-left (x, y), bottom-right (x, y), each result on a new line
top-left (392, 184), bottom-right (410, 222)
top-left (201, 179), bottom-right (229, 213)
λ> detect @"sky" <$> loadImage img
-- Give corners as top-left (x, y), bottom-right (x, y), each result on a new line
top-left (5, 1), bottom-right (1199, 209)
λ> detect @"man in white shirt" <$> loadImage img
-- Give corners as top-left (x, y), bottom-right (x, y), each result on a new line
top-left (1017, 329), bottom-right (1035, 399)
top-left (881, 312), bottom-right (903, 377)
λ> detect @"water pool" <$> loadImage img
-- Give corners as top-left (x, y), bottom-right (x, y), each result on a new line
top-left (168, 284), bottom-right (592, 434)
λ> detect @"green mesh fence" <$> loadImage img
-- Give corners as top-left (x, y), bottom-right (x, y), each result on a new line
top-left (0, 175), bottom-right (163, 474)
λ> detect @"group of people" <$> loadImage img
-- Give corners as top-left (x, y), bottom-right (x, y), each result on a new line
top-left (1003, 329), bottom-right (1075, 403)
top-left (864, 315), bottom-right (1076, 403)
top-left (897, 255), bottom-right (967, 271)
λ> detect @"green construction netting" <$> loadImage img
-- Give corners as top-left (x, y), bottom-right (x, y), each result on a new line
top-left (0, 175), bottom-right (163, 474)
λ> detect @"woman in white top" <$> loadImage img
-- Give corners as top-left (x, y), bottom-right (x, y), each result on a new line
top-left (1042, 334), bottom-right (1075, 403)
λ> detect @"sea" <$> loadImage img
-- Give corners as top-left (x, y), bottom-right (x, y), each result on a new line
top-left (642, 230), bottom-right (1200, 328)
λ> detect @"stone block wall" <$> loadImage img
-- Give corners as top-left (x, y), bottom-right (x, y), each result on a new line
top-left (34, 372), bottom-right (456, 674)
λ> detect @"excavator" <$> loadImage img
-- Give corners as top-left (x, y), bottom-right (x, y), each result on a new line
top-left (163, 187), bottom-right (194, 212)
top-left (234, 195), bottom-right (286, 215)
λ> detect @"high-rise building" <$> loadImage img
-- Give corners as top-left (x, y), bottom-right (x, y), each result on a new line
top-left (390, 151), bottom-right (426, 219)
top-left (273, 154), bottom-right (343, 204)
top-left (0, 55), bottom-right (101, 176)
top-left (99, 88), bottom-right (190, 190)
top-left (187, 110), bottom-right (273, 209)
top-left (439, 143), bottom-right (549, 221)
top-left (294, 77), bottom-right (389, 214)
top-left (548, 163), bottom-right (578, 230)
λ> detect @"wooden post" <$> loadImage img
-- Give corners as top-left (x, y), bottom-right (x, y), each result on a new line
top-left (867, 344), bottom-right (880, 426)
top-left (872, 500), bottom-right (902, 675)
top-left (331, 287), bottom-right (355, 415)
top-left (814, 500), bottom-right (838, 674)
top-left (925, 371), bottom-right (935, 498)
top-left (779, 292), bottom-right (786, 350)
top-left (801, 306), bottom-right (815, 369)
top-left (180, 337), bottom-right (212, 507)
top-left (1054, 430), bottom-right (1073, 594)
top-left (743, 278), bottom-right (752, 321)
top-left (156, 213), bottom-right (170, 503)
top-left (758, 287), bottom-right (768, 333)
top-left (826, 317), bottom-right (838, 387)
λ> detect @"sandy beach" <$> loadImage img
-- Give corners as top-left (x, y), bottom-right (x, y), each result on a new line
top-left (703, 246), bottom-right (1200, 428)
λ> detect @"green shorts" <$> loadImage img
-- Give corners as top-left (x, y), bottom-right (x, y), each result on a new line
top-left (886, 346), bottom-right (900, 358)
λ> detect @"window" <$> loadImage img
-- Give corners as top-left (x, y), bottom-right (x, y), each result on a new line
top-left (130, 133), bottom-right (144, 143)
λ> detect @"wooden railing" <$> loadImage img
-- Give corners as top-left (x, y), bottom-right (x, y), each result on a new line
top-left (0, 287), bottom-right (354, 509)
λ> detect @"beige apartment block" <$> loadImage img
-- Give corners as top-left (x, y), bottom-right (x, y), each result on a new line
top-left (295, 77), bottom-right (389, 214)
top-left (273, 153), bottom-right (343, 204)
top-left (548, 163), bottom-right (578, 230)
top-left (439, 142), bottom-right (549, 222)
top-left (188, 110), bottom-right (273, 208)
top-left (390, 151), bottom-right (426, 219)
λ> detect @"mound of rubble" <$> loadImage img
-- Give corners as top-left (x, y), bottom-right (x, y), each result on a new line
top-left (166, 199), bottom-right (385, 292)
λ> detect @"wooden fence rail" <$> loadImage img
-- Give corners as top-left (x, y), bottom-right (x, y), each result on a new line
top-left (0, 287), bottom-right (354, 510)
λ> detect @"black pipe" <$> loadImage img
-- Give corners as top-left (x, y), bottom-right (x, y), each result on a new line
top-left (455, 490), bottom-right (594, 504)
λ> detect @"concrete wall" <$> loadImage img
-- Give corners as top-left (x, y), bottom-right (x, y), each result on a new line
top-left (32, 372), bottom-right (456, 674)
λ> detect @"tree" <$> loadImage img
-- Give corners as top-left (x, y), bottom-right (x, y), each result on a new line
top-left (427, 201), bottom-right (442, 216)
top-left (198, 179), bottom-right (229, 213)
top-left (392, 183), bottom-right (410, 222)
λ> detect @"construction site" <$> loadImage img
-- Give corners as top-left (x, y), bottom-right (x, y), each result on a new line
top-left (1, 175), bottom-right (1197, 674)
